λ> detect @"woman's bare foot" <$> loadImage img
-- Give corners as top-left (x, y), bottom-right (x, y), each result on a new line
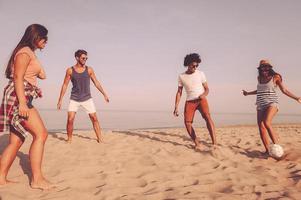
top-left (0, 179), bottom-right (18, 186)
top-left (31, 178), bottom-right (56, 190)
top-left (66, 139), bottom-right (72, 144)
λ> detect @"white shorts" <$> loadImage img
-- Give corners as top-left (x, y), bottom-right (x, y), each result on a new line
top-left (68, 98), bottom-right (96, 114)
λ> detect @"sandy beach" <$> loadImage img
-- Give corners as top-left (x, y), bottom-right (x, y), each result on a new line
top-left (0, 124), bottom-right (301, 200)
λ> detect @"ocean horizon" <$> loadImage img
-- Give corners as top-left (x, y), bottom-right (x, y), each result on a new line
top-left (36, 109), bottom-right (301, 131)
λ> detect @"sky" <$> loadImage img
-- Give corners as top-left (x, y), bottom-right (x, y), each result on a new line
top-left (0, 0), bottom-right (301, 114)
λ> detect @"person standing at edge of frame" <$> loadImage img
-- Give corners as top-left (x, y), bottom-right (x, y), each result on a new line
top-left (0, 24), bottom-right (55, 190)
top-left (243, 59), bottom-right (301, 155)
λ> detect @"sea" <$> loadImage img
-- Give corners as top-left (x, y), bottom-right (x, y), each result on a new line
top-left (39, 109), bottom-right (301, 132)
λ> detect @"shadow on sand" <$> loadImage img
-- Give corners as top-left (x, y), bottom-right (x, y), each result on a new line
top-left (48, 131), bottom-right (96, 142)
top-left (113, 130), bottom-right (213, 151)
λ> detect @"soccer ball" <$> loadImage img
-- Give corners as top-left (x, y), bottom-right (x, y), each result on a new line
top-left (269, 144), bottom-right (284, 158)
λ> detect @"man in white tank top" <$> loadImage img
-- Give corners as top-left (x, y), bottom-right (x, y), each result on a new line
top-left (173, 53), bottom-right (216, 150)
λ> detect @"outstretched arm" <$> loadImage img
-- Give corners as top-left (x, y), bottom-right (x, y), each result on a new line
top-left (173, 86), bottom-right (183, 116)
top-left (88, 67), bottom-right (109, 102)
top-left (275, 75), bottom-right (301, 103)
top-left (242, 90), bottom-right (257, 96)
top-left (57, 68), bottom-right (72, 109)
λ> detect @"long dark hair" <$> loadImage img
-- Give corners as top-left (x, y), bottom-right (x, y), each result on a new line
top-left (5, 24), bottom-right (48, 79)
top-left (258, 63), bottom-right (282, 81)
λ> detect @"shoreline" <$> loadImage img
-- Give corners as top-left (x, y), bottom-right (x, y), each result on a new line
top-left (44, 122), bottom-right (301, 133)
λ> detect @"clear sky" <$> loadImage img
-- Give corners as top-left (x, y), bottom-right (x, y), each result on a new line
top-left (0, 0), bottom-right (300, 114)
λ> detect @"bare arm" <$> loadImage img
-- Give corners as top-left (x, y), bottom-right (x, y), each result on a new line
top-left (38, 67), bottom-right (46, 79)
top-left (275, 75), bottom-right (301, 103)
top-left (88, 67), bottom-right (109, 102)
top-left (173, 86), bottom-right (183, 116)
top-left (242, 90), bottom-right (257, 96)
top-left (14, 53), bottom-right (30, 118)
top-left (199, 82), bottom-right (209, 99)
top-left (243, 76), bottom-right (258, 96)
top-left (57, 68), bottom-right (72, 109)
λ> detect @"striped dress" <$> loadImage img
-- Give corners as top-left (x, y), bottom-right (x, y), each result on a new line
top-left (256, 77), bottom-right (279, 110)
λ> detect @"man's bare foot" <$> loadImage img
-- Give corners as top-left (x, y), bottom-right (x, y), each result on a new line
top-left (31, 179), bottom-right (56, 190)
top-left (194, 144), bottom-right (202, 151)
top-left (193, 137), bottom-right (201, 150)
top-left (210, 145), bottom-right (218, 150)
top-left (66, 139), bottom-right (72, 143)
top-left (96, 137), bottom-right (104, 143)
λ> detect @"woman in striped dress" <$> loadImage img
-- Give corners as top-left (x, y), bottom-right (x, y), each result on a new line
top-left (243, 60), bottom-right (301, 154)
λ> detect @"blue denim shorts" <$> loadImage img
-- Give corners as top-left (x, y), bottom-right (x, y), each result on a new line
top-left (27, 96), bottom-right (34, 109)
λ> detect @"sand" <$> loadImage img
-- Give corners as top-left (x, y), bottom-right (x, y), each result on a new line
top-left (0, 124), bottom-right (301, 200)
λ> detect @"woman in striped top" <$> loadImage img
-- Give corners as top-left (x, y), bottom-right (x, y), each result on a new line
top-left (242, 60), bottom-right (301, 155)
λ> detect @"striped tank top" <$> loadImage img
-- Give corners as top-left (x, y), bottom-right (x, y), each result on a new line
top-left (256, 77), bottom-right (279, 110)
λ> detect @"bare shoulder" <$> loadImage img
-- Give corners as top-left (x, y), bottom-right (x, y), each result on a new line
top-left (15, 52), bottom-right (31, 61)
top-left (87, 66), bottom-right (94, 74)
top-left (273, 74), bottom-right (282, 83)
top-left (66, 67), bottom-right (73, 75)
top-left (16, 46), bottom-right (34, 58)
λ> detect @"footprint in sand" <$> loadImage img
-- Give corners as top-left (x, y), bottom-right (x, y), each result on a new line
top-left (136, 172), bottom-right (149, 179)
top-left (136, 179), bottom-right (148, 187)
top-left (50, 170), bottom-right (61, 177)
top-left (184, 179), bottom-right (199, 187)
top-left (219, 185), bottom-right (234, 193)
top-left (138, 156), bottom-right (156, 166)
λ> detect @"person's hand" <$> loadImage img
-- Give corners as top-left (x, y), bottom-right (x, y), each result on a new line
top-left (57, 101), bottom-right (62, 110)
top-left (173, 108), bottom-right (179, 117)
top-left (199, 94), bottom-right (206, 99)
top-left (242, 90), bottom-right (248, 96)
top-left (19, 103), bottom-right (29, 119)
top-left (297, 97), bottom-right (301, 103)
top-left (104, 95), bottom-right (110, 103)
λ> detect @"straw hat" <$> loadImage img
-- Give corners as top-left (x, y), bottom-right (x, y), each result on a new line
top-left (258, 59), bottom-right (273, 68)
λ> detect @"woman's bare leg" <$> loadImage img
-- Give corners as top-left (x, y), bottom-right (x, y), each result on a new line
top-left (257, 110), bottom-right (270, 153)
top-left (23, 108), bottom-right (53, 190)
top-left (0, 133), bottom-right (23, 185)
top-left (263, 106), bottom-right (279, 144)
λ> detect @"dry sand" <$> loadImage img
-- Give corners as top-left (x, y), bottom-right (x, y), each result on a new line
top-left (0, 124), bottom-right (301, 200)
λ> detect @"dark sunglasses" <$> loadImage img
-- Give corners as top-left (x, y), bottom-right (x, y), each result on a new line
top-left (41, 36), bottom-right (48, 42)
top-left (191, 64), bottom-right (198, 68)
top-left (81, 57), bottom-right (88, 60)
top-left (259, 67), bottom-right (270, 72)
